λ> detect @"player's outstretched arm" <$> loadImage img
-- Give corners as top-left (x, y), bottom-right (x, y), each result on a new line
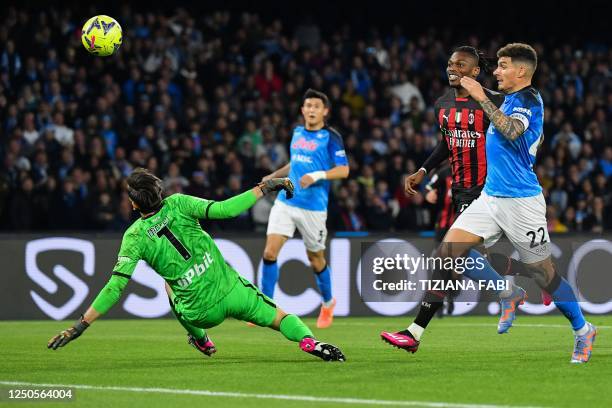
top-left (47, 274), bottom-right (129, 350)
top-left (206, 178), bottom-right (295, 219)
top-left (460, 76), bottom-right (525, 141)
top-left (262, 163), bottom-right (290, 181)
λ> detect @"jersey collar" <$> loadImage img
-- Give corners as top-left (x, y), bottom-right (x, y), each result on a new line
top-left (141, 203), bottom-right (165, 219)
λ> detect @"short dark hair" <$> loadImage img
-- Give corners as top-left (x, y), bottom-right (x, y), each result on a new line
top-left (126, 167), bottom-right (163, 213)
top-left (452, 45), bottom-right (490, 73)
top-left (497, 43), bottom-right (538, 71)
top-left (302, 88), bottom-right (330, 108)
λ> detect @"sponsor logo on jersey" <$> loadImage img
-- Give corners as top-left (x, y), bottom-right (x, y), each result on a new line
top-left (442, 128), bottom-right (483, 139)
top-left (335, 150), bottom-right (346, 157)
top-left (448, 137), bottom-right (477, 148)
top-left (292, 154), bottom-right (313, 163)
top-left (292, 137), bottom-right (319, 151)
top-left (176, 252), bottom-right (215, 288)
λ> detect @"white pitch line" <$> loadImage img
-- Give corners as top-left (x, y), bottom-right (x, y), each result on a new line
top-left (0, 381), bottom-right (546, 408)
top-left (331, 322), bottom-right (611, 329)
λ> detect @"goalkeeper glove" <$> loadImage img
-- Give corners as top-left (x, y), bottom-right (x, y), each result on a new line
top-left (47, 315), bottom-right (90, 350)
top-left (259, 177), bottom-right (295, 199)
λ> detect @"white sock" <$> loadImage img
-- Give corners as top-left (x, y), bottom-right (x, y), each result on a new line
top-left (407, 323), bottom-right (425, 341)
top-left (574, 323), bottom-right (590, 336)
top-left (322, 299), bottom-right (334, 308)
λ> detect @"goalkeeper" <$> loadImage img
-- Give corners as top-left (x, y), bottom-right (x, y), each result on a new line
top-left (47, 168), bottom-right (345, 362)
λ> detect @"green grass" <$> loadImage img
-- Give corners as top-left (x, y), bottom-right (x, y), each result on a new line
top-left (1, 316), bottom-right (610, 408)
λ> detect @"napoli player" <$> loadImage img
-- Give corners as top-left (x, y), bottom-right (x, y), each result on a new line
top-left (383, 43), bottom-right (596, 363)
top-left (382, 47), bottom-right (544, 348)
top-left (259, 89), bottom-right (349, 328)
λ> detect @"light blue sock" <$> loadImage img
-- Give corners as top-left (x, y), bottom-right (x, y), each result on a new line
top-left (262, 259), bottom-right (279, 298)
top-left (551, 278), bottom-right (586, 331)
top-left (314, 265), bottom-right (333, 303)
top-left (462, 249), bottom-right (508, 296)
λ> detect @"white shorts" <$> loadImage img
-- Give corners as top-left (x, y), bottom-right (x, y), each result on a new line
top-left (451, 191), bottom-right (551, 264)
top-left (266, 200), bottom-right (328, 252)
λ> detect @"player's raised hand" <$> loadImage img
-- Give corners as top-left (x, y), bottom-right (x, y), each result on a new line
top-left (261, 174), bottom-right (274, 182)
top-left (404, 170), bottom-right (425, 195)
top-left (47, 316), bottom-right (90, 350)
top-left (459, 76), bottom-right (486, 102)
top-left (259, 178), bottom-right (294, 199)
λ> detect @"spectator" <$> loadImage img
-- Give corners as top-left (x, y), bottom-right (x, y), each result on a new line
top-left (599, 147), bottom-right (612, 177)
top-left (551, 122), bottom-right (582, 160)
top-left (0, 6), bottom-right (609, 234)
top-left (9, 177), bottom-right (35, 230)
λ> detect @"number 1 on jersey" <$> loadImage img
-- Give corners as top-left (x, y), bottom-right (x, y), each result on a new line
top-left (157, 225), bottom-right (191, 260)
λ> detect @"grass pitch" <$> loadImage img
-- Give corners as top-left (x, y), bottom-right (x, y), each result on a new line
top-left (1, 316), bottom-right (610, 407)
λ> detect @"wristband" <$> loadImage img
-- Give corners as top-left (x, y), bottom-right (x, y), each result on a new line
top-left (418, 167), bottom-right (428, 175)
top-left (307, 171), bottom-right (327, 182)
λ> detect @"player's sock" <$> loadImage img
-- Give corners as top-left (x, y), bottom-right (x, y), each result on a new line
top-left (545, 272), bottom-right (586, 331)
top-left (262, 258), bottom-right (279, 298)
top-left (413, 288), bottom-right (446, 333)
top-left (168, 296), bottom-right (206, 339)
top-left (412, 261), bottom-right (454, 331)
top-left (405, 323), bottom-right (425, 341)
top-left (463, 249), bottom-right (512, 297)
top-left (279, 314), bottom-right (313, 342)
top-left (314, 264), bottom-right (333, 303)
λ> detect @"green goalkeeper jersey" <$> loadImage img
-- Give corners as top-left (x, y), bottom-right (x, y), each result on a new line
top-left (111, 191), bottom-right (256, 320)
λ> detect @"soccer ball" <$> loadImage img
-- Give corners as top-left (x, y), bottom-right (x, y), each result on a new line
top-left (81, 15), bottom-right (122, 57)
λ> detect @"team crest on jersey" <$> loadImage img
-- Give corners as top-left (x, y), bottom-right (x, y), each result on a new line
top-left (468, 112), bottom-right (475, 125)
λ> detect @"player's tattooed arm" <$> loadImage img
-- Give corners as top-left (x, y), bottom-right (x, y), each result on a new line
top-left (479, 98), bottom-right (526, 141)
top-left (459, 76), bottom-right (525, 141)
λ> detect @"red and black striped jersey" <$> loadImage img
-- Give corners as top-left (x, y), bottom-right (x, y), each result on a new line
top-left (432, 88), bottom-right (504, 193)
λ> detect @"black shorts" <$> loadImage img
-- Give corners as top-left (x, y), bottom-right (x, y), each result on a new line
top-left (452, 185), bottom-right (484, 215)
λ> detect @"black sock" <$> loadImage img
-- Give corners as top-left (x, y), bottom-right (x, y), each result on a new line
top-left (414, 290), bottom-right (446, 329)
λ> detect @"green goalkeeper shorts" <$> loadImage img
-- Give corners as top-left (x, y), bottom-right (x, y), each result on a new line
top-left (191, 276), bottom-right (278, 329)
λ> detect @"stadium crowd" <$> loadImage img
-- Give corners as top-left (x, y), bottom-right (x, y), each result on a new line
top-left (1, 6), bottom-right (611, 233)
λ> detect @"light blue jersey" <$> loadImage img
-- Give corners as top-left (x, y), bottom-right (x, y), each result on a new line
top-left (277, 125), bottom-right (348, 211)
top-left (484, 86), bottom-right (544, 198)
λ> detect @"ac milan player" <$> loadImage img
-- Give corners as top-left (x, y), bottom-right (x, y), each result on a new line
top-left (405, 46), bottom-right (503, 213)
top-left (381, 47), bottom-right (550, 352)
